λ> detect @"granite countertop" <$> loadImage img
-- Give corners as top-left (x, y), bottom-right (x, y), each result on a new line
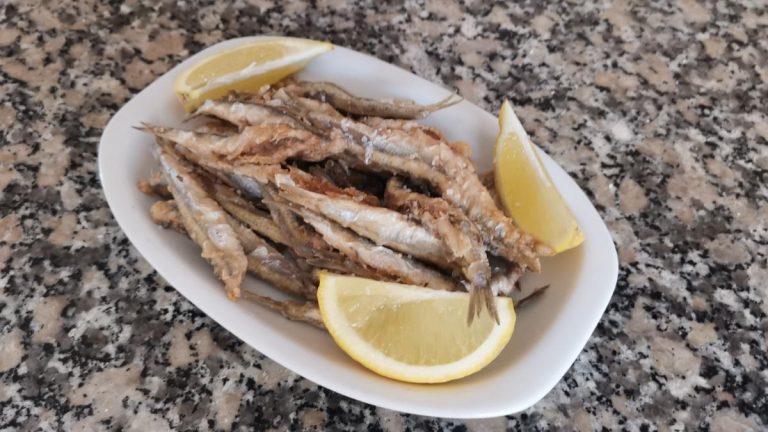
top-left (1, 0), bottom-right (766, 430)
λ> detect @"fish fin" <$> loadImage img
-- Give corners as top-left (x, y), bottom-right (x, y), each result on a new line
top-left (483, 287), bottom-right (500, 325)
top-left (468, 285), bottom-right (500, 326)
top-left (467, 289), bottom-right (477, 326)
top-left (242, 291), bottom-right (324, 329)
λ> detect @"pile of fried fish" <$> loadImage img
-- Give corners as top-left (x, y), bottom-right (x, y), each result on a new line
top-left (139, 80), bottom-right (552, 329)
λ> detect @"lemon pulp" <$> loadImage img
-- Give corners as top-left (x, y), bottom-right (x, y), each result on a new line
top-left (317, 273), bottom-right (516, 383)
top-left (494, 100), bottom-right (584, 253)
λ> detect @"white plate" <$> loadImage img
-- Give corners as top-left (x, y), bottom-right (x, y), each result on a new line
top-left (99, 36), bottom-right (618, 418)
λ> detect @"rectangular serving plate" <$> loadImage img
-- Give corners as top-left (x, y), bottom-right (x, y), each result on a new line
top-left (98, 36), bottom-right (618, 418)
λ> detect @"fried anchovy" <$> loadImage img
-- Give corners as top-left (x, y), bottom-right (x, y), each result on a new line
top-left (156, 145), bottom-right (247, 299)
top-left (194, 99), bottom-right (328, 136)
top-left (284, 81), bottom-right (462, 119)
top-left (141, 123), bottom-right (345, 165)
top-left (142, 131), bottom-right (283, 186)
top-left (206, 181), bottom-right (289, 245)
top-left (262, 189), bottom-right (386, 280)
top-left (242, 291), bottom-right (324, 329)
top-left (192, 174), bottom-right (315, 298)
top-left (385, 177), bottom-right (497, 322)
top-left (275, 172), bottom-right (451, 268)
top-left (220, 198), bottom-right (288, 246)
top-left (245, 240), bottom-right (316, 300)
top-left (151, 196), bottom-right (314, 300)
top-left (296, 208), bottom-right (458, 292)
top-left (365, 117), bottom-right (544, 269)
top-left (225, 207), bottom-right (315, 300)
top-left (150, 196), bottom-right (323, 326)
top-left (195, 99), bottom-right (302, 127)
top-left (160, 136), bottom-right (282, 202)
top-left (227, 171), bottom-right (267, 200)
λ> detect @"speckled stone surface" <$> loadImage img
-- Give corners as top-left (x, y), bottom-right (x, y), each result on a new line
top-left (1, 0), bottom-right (766, 430)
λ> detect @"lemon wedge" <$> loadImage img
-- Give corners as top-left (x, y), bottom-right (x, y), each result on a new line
top-left (494, 100), bottom-right (584, 253)
top-left (174, 37), bottom-right (333, 111)
top-left (317, 272), bottom-right (516, 383)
